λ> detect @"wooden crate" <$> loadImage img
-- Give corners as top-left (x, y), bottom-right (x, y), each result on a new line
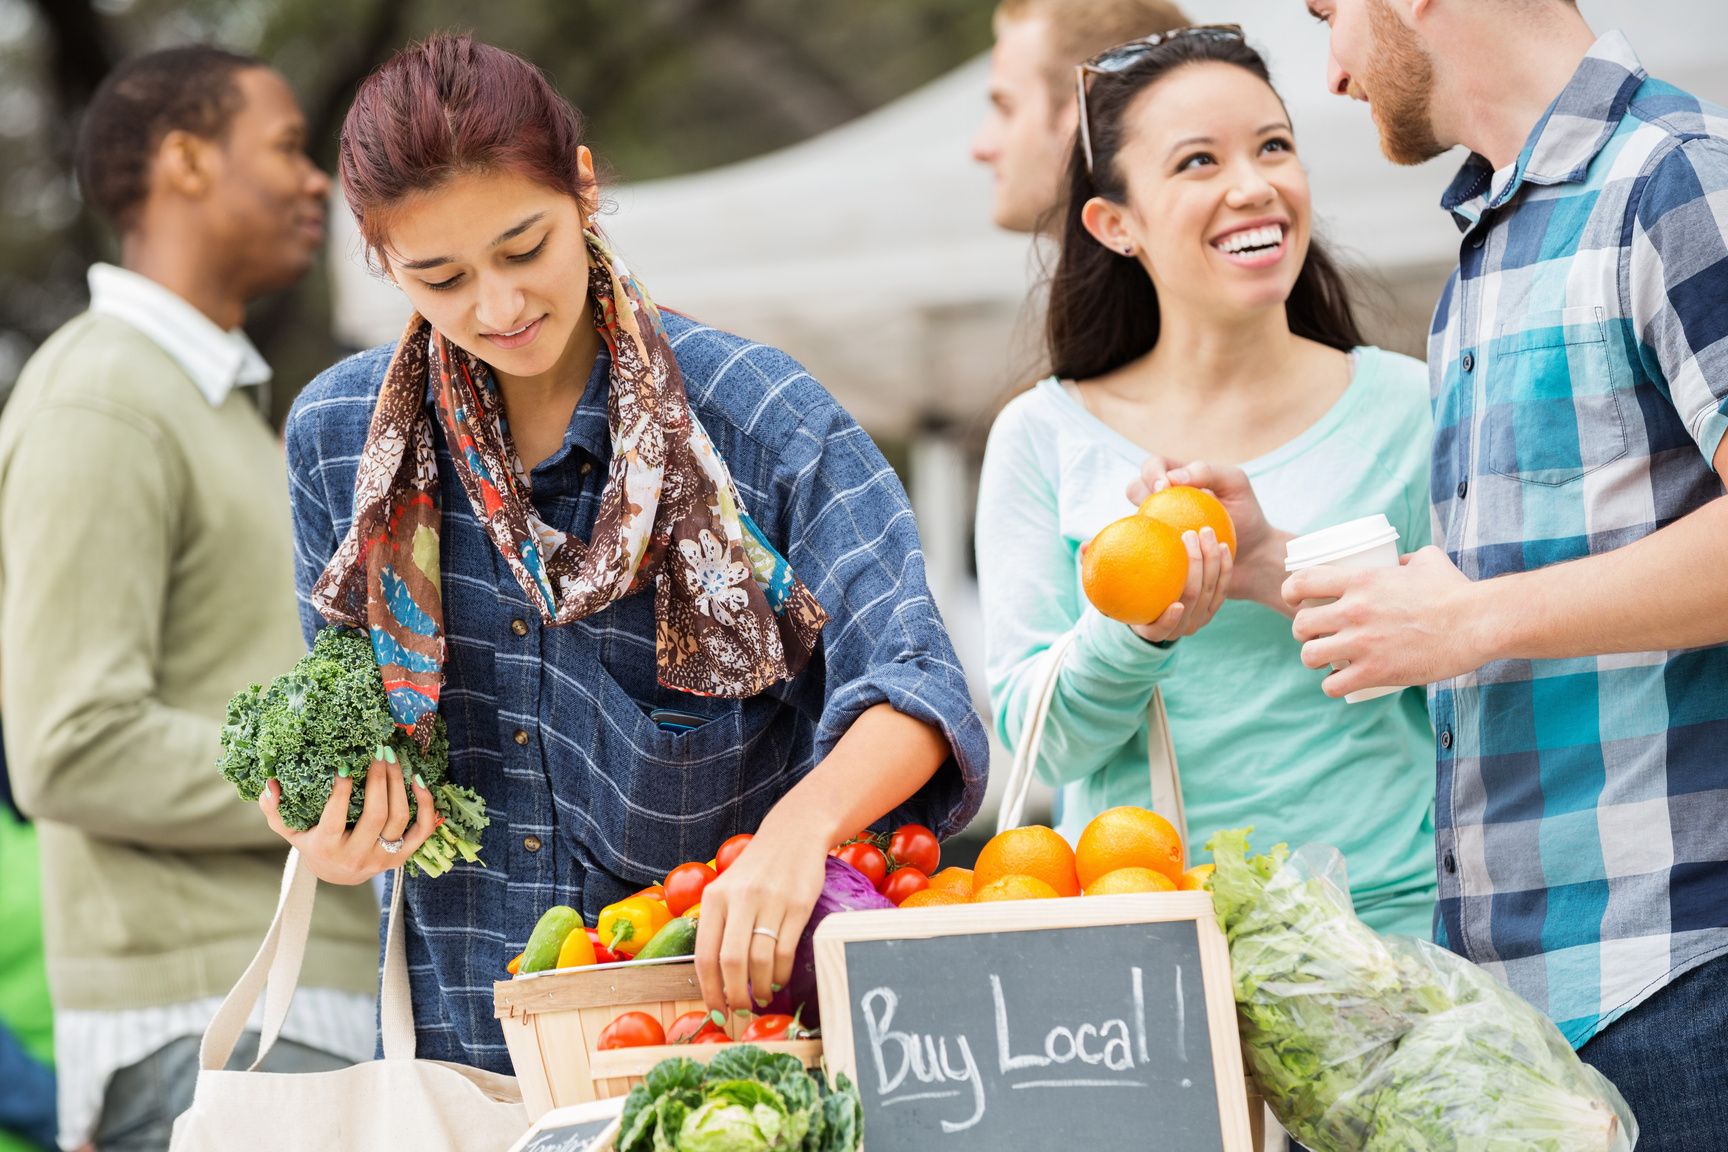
top-left (494, 960), bottom-right (822, 1122)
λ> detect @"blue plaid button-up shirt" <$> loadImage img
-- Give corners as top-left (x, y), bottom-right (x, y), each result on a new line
top-left (1428, 31), bottom-right (1728, 1047)
top-left (286, 312), bottom-right (989, 1071)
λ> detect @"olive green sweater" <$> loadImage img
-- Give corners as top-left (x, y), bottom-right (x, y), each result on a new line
top-left (0, 313), bottom-right (378, 1011)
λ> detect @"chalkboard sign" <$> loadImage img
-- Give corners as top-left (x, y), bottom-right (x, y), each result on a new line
top-left (813, 892), bottom-right (1252, 1152)
top-left (506, 1099), bottom-right (623, 1152)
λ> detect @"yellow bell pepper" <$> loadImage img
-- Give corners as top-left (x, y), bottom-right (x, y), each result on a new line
top-left (686, 903), bottom-right (701, 921)
top-left (556, 925), bottom-right (597, 969)
top-left (507, 951), bottom-right (523, 975)
top-left (597, 896), bottom-right (672, 956)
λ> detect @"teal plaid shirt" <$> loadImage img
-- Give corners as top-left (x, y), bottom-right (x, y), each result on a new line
top-left (1428, 31), bottom-right (1728, 1048)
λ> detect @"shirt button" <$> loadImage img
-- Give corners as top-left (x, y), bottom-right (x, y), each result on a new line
top-left (511, 619), bottom-right (529, 636)
top-left (1461, 352), bottom-right (1475, 373)
top-left (1440, 727), bottom-right (1453, 750)
top-left (523, 835), bottom-right (542, 853)
top-left (1456, 480), bottom-right (1468, 500)
top-left (1443, 851), bottom-right (1457, 875)
top-left (1471, 234), bottom-right (1485, 249)
top-left (580, 461), bottom-right (592, 475)
top-left (513, 729), bottom-right (530, 746)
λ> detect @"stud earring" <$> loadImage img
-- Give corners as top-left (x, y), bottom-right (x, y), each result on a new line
top-left (1122, 246), bottom-right (1134, 256)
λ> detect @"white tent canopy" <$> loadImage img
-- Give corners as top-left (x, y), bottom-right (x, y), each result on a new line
top-left (330, 0), bottom-right (1726, 437)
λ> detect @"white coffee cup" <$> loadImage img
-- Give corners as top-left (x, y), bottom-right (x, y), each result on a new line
top-left (1285, 513), bottom-right (1403, 704)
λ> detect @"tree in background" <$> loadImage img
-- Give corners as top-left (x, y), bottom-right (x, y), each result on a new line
top-left (0, 0), bottom-right (994, 421)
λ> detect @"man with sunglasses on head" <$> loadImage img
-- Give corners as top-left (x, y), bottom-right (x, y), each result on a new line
top-left (1290, 1), bottom-right (1728, 1143)
top-left (971, 0), bottom-right (1187, 233)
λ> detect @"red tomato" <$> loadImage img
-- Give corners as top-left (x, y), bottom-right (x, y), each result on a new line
top-left (834, 842), bottom-right (889, 890)
top-left (715, 834), bottom-right (753, 873)
top-left (632, 884), bottom-right (666, 902)
top-left (664, 862), bottom-right (717, 917)
top-left (888, 824), bottom-right (940, 875)
top-left (585, 928), bottom-right (623, 966)
top-left (739, 1013), bottom-right (804, 1043)
top-left (880, 867), bottom-right (930, 906)
top-left (667, 1010), bottom-right (726, 1045)
top-left (597, 1011), bottom-right (666, 1050)
top-left (690, 1031), bottom-right (733, 1045)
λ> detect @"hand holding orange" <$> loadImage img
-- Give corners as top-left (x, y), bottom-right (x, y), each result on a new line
top-left (1081, 514), bottom-right (1190, 625)
top-left (1138, 485), bottom-right (1237, 555)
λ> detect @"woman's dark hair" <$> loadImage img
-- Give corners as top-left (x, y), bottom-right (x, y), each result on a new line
top-left (1046, 34), bottom-right (1362, 381)
top-left (77, 45), bottom-right (261, 233)
top-left (340, 32), bottom-right (596, 265)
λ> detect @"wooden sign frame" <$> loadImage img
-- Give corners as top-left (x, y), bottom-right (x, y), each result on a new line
top-left (812, 891), bottom-right (1254, 1152)
top-left (505, 1096), bottom-right (624, 1152)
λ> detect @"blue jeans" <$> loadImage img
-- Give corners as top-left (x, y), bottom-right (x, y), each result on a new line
top-left (1579, 951), bottom-right (1728, 1152)
top-left (0, 1015), bottom-right (55, 1150)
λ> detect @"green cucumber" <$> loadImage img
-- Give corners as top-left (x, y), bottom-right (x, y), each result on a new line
top-left (635, 916), bottom-right (698, 960)
top-left (520, 905), bottom-right (581, 974)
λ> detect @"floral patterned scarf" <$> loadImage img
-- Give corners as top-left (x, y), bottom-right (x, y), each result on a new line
top-left (312, 228), bottom-right (827, 747)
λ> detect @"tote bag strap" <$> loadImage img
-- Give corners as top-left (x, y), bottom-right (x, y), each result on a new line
top-left (995, 630), bottom-right (1187, 857)
top-left (199, 848), bottom-right (318, 1072)
top-left (199, 853), bottom-right (417, 1071)
top-left (380, 867), bottom-right (417, 1059)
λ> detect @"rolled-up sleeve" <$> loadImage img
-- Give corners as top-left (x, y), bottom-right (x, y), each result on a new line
top-left (764, 402), bottom-right (989, 841)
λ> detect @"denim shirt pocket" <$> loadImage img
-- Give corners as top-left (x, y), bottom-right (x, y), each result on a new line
top-left (1485, 305), bottom-right (1628, 486)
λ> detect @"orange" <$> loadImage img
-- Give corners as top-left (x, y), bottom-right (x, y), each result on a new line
top-left (1076, 806), bottom-right (1184, 888)
top-left (974, 825), bottom-right (1081, 898)
top-left (972, 874), bottom-right (1061, 902)
top-left (1179, 864), bottom-right (1215, 891)
top-left (1081, 514), bottom-right (1189, 626)
top-left (1138, 485), bottom-right (1237, 556)
top-left (1082, 867), bottom-right (1177, 896)
top-left (900, 887), bottom-right (970, 909)
top-left (927, 867), bottom-right (975, 897)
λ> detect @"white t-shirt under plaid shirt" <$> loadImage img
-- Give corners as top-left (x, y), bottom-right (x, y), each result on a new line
top-left (1427, 31), bottom-right (1728, 1048)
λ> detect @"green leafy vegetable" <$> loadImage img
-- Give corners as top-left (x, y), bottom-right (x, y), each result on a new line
top-left (217, 626), bottom-right (486, 879)
top-left (1207, 829), bottom-right (1635, 1152)
top-left (618, 1045), bottom-right (860, 1152)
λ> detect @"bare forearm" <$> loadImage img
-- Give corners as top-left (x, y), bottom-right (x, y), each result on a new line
top-left (1468, 496), bottom-right (1728, 662)
top-left (755, 702), bottom-right (949, 849)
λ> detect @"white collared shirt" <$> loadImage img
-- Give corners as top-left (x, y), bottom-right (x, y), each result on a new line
top-left (86, 262), bottom-right (272, 406)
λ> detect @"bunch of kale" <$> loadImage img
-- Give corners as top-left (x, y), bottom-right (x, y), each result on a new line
top-left (619, 1048), bottom-right (862, 1152)
top-left (218, 626), bottom-right (486, 879)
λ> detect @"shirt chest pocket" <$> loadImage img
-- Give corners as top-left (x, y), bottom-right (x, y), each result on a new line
top-left (1485, 306), bottom-right (1628, 486)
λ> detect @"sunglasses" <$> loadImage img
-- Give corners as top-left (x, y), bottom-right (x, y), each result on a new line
top-left (1076, 25), bottom-right (1246, 176)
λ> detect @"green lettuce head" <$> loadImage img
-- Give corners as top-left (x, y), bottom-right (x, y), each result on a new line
top-left (677, 1080), bottom-right (804, 1152)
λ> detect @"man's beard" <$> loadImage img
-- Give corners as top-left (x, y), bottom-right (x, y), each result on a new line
top-left (1361, 0), bottom-right (1447, 166)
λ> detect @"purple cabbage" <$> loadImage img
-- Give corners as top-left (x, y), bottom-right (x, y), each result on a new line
top-left (762, 856), bottom-right (893, 1028)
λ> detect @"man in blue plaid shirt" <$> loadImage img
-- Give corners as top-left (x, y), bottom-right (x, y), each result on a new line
top-left (1293, 0), bottom-right (1728, 1144)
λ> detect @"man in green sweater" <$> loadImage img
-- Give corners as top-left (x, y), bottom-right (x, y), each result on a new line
top-left (0, 46), bottom-right (380, 1152)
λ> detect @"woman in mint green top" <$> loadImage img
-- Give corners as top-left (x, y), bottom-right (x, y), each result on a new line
top-left (975, 29), bottom-right (1436, 935)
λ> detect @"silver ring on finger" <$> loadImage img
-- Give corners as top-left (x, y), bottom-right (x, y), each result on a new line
top-left (752, 926), bottom-right (779, 942)
top-left (377, 835), bottom-right (405, 854)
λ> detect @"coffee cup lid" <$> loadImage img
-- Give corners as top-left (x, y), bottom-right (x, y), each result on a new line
top-left (1285, 513), bottom-right (1400, 570)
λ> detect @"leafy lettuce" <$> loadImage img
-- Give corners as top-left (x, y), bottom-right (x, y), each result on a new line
top-left (1207, 829), bottom-right (1635, 1152)
top-left (618, 1046), bottom-right (861, 1152)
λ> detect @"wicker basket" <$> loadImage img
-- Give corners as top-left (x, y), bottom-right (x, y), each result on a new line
top-left (494, 959), bottom-right (822, 1122)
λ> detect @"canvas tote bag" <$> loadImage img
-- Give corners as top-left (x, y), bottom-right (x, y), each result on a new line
top-left (995, 629), bottom-right (1187, 864)
top-left (170, 850), bottom-right (529, 1151)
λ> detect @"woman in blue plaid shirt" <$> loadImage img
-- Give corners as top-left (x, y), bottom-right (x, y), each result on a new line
top-left (261, 34), bottom-right (988, 1070)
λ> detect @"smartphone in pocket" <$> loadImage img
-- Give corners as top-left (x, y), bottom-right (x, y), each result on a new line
top-left (648, 707), bottom-right (711, 734)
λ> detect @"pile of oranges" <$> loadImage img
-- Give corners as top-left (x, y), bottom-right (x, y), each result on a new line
top-left (1081, 486), bottom-right (1236, 625)
top-left (899, 806), bottom-right (1213, 908)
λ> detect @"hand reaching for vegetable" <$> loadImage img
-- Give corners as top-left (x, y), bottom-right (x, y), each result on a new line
top-left (693, 702), bottom-right (951, 1014)
top-left (695, 814), bottom-right (829, 1014)
top-left (260, 745), bottom-right (438, 886)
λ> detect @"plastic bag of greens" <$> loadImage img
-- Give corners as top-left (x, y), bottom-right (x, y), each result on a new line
top-left (1208, 829), bottom-right (1636, 1152)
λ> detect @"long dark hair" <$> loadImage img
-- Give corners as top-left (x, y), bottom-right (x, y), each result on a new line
top-left (1046, 34), bottom-right (1362, 381)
